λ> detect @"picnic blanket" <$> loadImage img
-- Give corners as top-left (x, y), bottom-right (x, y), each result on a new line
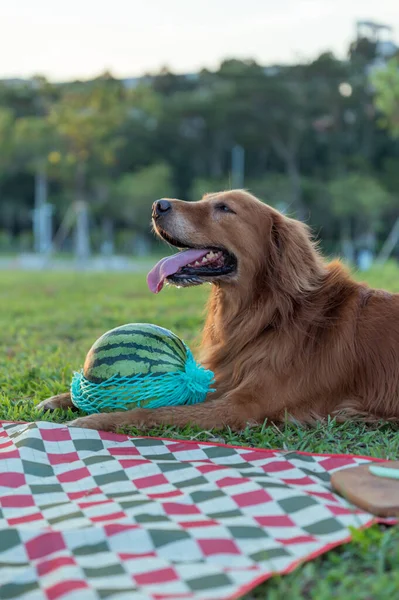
top-left (0, 421), bottom-right (391, 600)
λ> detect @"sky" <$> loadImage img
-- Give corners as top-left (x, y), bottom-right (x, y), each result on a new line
top-left (1, 0), bottom-right (398, 81)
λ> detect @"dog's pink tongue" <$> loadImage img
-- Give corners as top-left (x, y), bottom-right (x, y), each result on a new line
top-left (147, 249), bottom-right (209, 293)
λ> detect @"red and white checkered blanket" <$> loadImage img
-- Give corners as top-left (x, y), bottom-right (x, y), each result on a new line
top-left (0, 421), bottom-right (389, 599)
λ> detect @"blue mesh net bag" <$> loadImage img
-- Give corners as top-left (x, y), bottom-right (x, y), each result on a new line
top-left (70, 323), bottom-right (215, 414)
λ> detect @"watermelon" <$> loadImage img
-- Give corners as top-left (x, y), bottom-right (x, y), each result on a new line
top-left (71, 323), bottom-right (215, 414)
top-left (83, 323), bottom-right (188, 384)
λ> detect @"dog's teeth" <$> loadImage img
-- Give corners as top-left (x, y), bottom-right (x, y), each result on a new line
top-left (202, 257), bottom-right (208, 263)
top-left (207, 251), bottom-right (215, 259)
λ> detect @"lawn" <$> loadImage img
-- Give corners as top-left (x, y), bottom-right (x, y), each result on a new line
top-left (1, 261), bottom-right (399, 599)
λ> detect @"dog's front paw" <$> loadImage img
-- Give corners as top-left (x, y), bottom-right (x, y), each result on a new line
top-left (36, 392), bottom-right (75, 413)
top-left (36, 398), bottom-right (58, 412)
top-left (67, 409), bottom-right (150, 432)
top-left (68, 414), bottom-right (118, 431)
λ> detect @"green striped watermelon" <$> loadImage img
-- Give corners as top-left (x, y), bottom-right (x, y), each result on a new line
top-left (83, 323), bottom-right (188, 384)
top-left (71, 322), bottom-right (214, 414)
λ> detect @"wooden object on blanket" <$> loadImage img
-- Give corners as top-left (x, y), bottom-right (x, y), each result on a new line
top-left (331, 460), bottom-right (399, 517)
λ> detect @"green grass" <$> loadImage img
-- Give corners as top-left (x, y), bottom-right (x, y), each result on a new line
top-left (1, 261), bottom-right (399, 599)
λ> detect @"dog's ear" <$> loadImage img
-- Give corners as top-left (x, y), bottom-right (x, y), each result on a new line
top-left (267, 211), bottom-right (323, 297)
top-left (267, 211), bottom-right (286, 266)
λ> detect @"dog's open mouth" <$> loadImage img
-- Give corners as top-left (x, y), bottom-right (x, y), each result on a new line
top-left (147, 230), bottom-right (237, 293)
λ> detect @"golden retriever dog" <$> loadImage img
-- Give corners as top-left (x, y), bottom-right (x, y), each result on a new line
top-left (38, 190), bottom-right (399, 431)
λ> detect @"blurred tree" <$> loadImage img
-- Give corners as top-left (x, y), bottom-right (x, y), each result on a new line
top-left (191, 176), bottom-right (231, 200)
top-left (0, 108), bottom-right (14, 173)
top-left (246, 174), bottom-right (296, 213)
top-left (48, 80), bottom-right (128, 256)
top-left (12, 116), bottom-right (60, 251)
top-left (155, 90), bottom-right (206, 198)
top-left (349, 37), bottom-right (377, 65)
top-left (152, 67), bottom-right (197, 96)
top-left (110, 162), bottom-right (173, 230)
top-left (0, 109), bottom-right (34, 241)
top-left (49, 80), bottom-right (127, 206)
top-left (0, 42), bottom-right (397, 257)
top-left (328, 173), bottom-right (392, 259)
top-left (115, 84), bottom-right (161, 174)
top-left (372, 58), bottom-right (399, 137)
top-left (105, 162), bottom-right (173, 253)
top-left (371, 59), bottom-right (399, 261)
top-left (207, 60), bottom-right (311, 218)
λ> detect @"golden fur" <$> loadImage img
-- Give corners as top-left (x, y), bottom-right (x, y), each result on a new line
top-left (38, 190), bottom-right (399, 431)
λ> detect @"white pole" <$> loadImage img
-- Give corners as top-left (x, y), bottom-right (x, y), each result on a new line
top-left (231, 145), bottom-right (245, 189)
top-left (74, 201), bottom-right (90, 263)
top-left (376, 216), bottom-right (399, 264)
top-left (34, 165), bottom-right (48, 253)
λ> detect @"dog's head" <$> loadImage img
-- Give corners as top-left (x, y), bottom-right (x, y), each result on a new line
top-left (147, 190), bottom-right (319, 295)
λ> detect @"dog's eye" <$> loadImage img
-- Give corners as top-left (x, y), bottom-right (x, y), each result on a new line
top-left (215, 203), bottom-right (235, 214)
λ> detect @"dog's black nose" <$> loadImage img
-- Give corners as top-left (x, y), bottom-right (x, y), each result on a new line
top-left (153, 199), bottom-right (172, 218)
